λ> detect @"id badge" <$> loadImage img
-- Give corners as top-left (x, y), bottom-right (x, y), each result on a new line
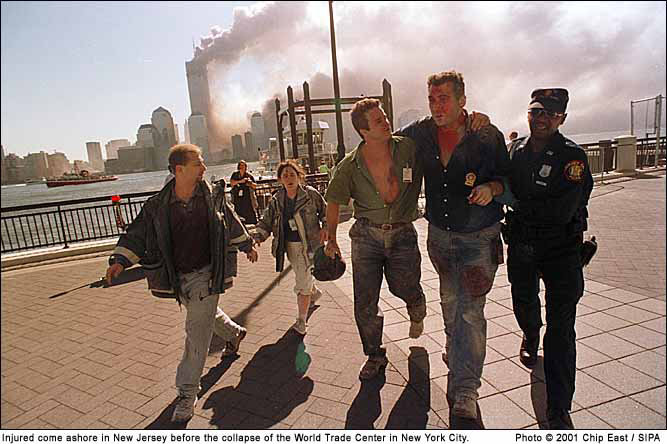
top-left (288, 218), bottom-right (298, 231)
top-left (403, 167), bottom-right (412, 183)
top-left (238, 189), bottom-right (243, 197)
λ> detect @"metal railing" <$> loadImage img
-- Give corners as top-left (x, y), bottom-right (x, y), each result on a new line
top-left (580, 136), bottom-right (666, 176)
top-left (1, 173), bottom-right (331, 254)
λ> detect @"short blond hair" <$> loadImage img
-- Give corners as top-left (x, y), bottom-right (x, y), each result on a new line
top-left (427, 71), bottom-right (465, 99)
top-left (168, 144), bottom-right (201, 172)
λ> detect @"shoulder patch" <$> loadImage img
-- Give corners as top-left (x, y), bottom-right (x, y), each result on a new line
top-left (564, 160), bottom-right (585, 182)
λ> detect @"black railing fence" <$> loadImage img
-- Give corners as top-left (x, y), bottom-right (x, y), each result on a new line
top-left (1, 173), bottom-right (330, 254)
top-left (2, 135), bottom-right (664, 255)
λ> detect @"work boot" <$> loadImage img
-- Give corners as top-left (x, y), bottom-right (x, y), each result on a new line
top-left (221, 327), bottom-right (247, 358)
top-left (519, 333), bottom-right (539, 367)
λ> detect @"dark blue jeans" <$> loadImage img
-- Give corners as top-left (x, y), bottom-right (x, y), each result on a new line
top-left (350, 220), bottom-right (427, 358)
top-left (427, 222), bottom-right (502, 401)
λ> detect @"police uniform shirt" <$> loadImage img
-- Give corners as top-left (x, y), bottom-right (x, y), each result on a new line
top-left (508, 131), bottom-right (593, 227)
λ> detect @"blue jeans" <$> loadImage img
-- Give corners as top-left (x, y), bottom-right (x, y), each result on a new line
top-left (350, 220), bottom-right (427, 358)
top-left (427, 223), bottom-right (501, 401)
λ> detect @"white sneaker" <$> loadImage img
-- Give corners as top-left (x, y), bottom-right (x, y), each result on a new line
top-left (409, 319), bottom-right (424, 339)
top-left (309, 288), bottom-right (322, 307)
top-left (171, 395), bottom-right (196, 423)
top-left (291, 318), bottom-right (307, 335)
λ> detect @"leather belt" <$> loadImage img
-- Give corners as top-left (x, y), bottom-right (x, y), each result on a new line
top-left (360, 218), bottom-right (410, 231)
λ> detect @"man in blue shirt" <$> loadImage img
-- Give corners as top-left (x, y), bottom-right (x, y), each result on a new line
top-left (397, 71), bottom-right (510, 427)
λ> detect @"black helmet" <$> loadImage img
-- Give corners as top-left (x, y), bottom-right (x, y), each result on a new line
top-left (312, 245), bottom-right (346, 281)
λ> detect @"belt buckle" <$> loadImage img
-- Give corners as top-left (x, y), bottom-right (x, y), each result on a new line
top-left (381, 223), bottom-right (392, 230)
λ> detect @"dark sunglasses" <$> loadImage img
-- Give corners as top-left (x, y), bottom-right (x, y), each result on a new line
top-left (528, 108), bottom-right (564, 119)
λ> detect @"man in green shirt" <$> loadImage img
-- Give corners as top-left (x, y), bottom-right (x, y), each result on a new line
top-left (324, 98), bottom-right (427, 380)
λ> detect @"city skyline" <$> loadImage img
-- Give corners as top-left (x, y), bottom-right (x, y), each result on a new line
top-left (2, 1), bottom-right (666, 161)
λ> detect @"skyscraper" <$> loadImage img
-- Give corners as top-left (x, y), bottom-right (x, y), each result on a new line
top-left (244, 131), bottom-right (255, 161)
top-left (250, 112), bottom-right (267, 152)
top-left (188, 114), bottom-right (210, 162)
top-left (231, 135), bottom-right (244, 161)
top-left (105, 139), bottom-right (132, 159)
top-left (151, 107), bottom-right (177, 170)
top-left (85, 142), bottom-right (105, 172)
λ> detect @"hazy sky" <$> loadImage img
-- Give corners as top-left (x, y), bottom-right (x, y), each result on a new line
top-left (2, 1), bottom-right (665, 161)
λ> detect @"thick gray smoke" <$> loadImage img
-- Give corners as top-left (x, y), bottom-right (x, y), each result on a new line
top-left (193, 1), bottom-right (666, 147)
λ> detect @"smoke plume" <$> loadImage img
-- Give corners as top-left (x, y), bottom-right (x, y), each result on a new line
top-left (191, 1), bottom-right (666, 149)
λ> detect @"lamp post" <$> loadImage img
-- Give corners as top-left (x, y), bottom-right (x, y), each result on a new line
top-left (329, 0), bottom-right (345, 163)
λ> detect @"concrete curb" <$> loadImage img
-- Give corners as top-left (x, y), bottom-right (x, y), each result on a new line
top-left (1, 239), bottom-right (117, 269)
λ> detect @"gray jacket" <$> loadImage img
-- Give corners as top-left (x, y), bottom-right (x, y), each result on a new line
top-left (254, 185), bottom-right (327, 272)
top-left (110, 180), bottom-right (253, 301)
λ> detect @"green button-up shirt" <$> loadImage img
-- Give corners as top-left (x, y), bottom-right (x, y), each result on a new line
top-left (325, 136), bottom-right (423, 224)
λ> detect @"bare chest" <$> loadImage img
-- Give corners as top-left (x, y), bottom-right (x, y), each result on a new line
top-left (365, 154), bottom-right (400, 204)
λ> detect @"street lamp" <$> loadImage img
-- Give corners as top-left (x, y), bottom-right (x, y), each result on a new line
top-left (329, 0), bottom-right (345, 163)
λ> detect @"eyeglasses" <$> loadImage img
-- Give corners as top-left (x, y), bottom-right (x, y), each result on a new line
top-left (528, 109), bottom-right (564, 119)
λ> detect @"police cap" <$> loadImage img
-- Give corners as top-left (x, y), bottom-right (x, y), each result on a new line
top-left (528, 88), bottom-right (569, 113)
top-left (312, 245), bottom-right (346, 281)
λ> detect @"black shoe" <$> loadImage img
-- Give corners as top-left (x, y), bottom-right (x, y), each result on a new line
top-left (547, 408), bottom-right (574, 429)
top-left (519, 334), bottom-right (539, 367)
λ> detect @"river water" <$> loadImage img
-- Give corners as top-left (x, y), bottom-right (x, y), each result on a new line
top-left (1, 161), bottom-right (262, 209)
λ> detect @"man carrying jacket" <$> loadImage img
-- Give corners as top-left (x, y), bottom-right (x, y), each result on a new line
top-left (105, 144), bottom-right (258, 423)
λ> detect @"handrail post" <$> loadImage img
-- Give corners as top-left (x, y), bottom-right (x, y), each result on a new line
top-left (57, 205), bottom-right (69, 249)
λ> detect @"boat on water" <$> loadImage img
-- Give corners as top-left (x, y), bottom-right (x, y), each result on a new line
top-left (46, 170), bottom-right (118, 188)
top-left (25, 177), bottom-right (47, 186)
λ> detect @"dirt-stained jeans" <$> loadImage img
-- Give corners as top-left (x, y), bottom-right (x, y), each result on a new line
top-left (175, 265), bottom-right (244, 397)
top-left (427, 222), bottom-right (501, 402)
top-left (350, 220), bottom-right (427, 358)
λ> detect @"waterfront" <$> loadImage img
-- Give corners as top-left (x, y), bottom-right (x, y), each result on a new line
top-left (0, 161), bottom-right (261, 209)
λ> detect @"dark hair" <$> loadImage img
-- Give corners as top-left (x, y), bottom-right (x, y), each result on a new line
top-left (277, 159), bottom-right (305, 182)
top-left (168, 144), bottom-right (201, 173)
top-left (427, 70), bottom-right (465, 99)
top-left (350, 98), bottom-right (382, 140)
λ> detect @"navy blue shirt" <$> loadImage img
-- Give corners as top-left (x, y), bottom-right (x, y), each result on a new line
top-left (507, 131), bottom-right (593, 229)
top-left (397, 116), bottom-right (510, 233)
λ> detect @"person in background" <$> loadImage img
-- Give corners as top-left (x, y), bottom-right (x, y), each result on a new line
top-left (253, 159), bottom-right (328, 335)
top-left (509, 131), bottom-right (519, 141)
top-left (105, 144), bottom-right (258, 424)
top-left (502, 88), bottom-right (593, 429)
top-left (230, 160), bottom-right (258, 224)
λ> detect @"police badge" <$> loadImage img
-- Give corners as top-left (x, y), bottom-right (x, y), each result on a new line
top-left (465, 172), bottom-right (476, 187)
top-left (539, 164), bottom-right (552, 177)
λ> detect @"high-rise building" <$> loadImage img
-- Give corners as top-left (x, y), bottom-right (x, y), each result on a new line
top-left (85, 142), bottom-right (105, 172)
top-left (174, 124), bottom-right (180, 144)
top-left (105, 139), bottom-right (132, 159)
top-left (250, 112), bottom-right (267, 152)
top-left (0, 145), bottom-right (6, 184)
top-left (47, 152), bottom-right (70, 177)
top-left (244, 131), bottom-right (255, 161)
top-left (231, 135), bottom-right (244, 161)
top-left (188, 114), bottom-right (210, 162)
top-left (184, 119), bottom-right (190, 144)
top-left (186, 61), bottom-right (212, 116)
top-left (137, 124), bottom-right (161, 171)
top-left (151, 107), bottom-right (177, 170)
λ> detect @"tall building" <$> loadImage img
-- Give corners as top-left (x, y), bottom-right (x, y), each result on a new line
top-left (151, 107), bottom-right (177, 170)
top-left (184, 119), bottom-right (190, 144)
top-left (250, 112), bottom-right (267, 152)
top-left (0, 144), bottom-right (6, 184)
top-left (105, 139), bottom-right (131, 160)
top-left (188, 114), bottom-right (210, 162)
top-left (174, 124), bottom-right (180, 144)
top-left (137, 124), bottom-right (161, 171)
top-left (25, 151), bottom-right (50, 179)
top-left (244, 131), bottom-right (255, 161)
top-left (47, 152), bottom-right (70, 177)
top-left (85, 142), bottom-right (105, 172)
top-left (186, 61), bottom-right (212, 116)
top-left (231, 134), bottom-right (244, 161)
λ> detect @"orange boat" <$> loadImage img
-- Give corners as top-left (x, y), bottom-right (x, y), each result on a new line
top-left (46, 170), bottom-right (118, 188)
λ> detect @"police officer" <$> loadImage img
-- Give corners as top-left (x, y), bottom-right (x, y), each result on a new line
top-left (503, 88), bottom-right (593, 429)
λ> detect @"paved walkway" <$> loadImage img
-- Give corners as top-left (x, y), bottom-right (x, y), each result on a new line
top-left (1, 172), bottom-right (665, 430)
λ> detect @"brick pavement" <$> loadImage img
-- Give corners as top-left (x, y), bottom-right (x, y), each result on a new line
top-left (1, 172), bottom-right (665, 430)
